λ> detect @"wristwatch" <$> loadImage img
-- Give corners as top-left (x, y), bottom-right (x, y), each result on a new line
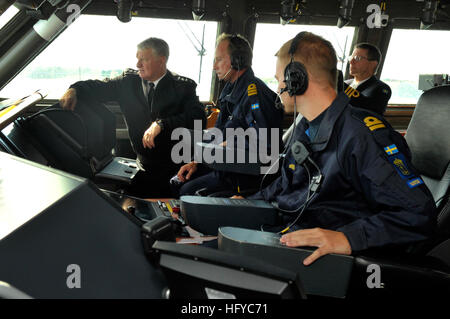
top-left (156, 119), bottom-right (164, 130)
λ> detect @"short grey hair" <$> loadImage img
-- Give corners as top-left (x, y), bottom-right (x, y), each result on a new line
top-left (137, 37), bottom-right (170, 59)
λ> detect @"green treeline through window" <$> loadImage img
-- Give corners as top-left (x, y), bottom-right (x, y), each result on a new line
top-left (27, 67), bottom-right (123, 80)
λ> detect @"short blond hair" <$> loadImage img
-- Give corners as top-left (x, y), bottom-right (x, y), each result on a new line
top-left (276, 32), bottom-right (338, 90)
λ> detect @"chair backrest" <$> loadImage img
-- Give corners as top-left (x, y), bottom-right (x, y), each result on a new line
top-left (23, 100), bottom-right (116, 178)
top-left (73, 99), bottom-right (116, 165)
top-left (405, 85), bottom-right (450, 235)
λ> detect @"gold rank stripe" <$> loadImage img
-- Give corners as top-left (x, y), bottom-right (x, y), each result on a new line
top-left (247, 84), bottom-right (257, 96)
top-left (364, 116), bottom-right (386, 131)
top-left (368, 123), bottom-right (386, 131)
top-left (345, 86), bottom-right (360, 98)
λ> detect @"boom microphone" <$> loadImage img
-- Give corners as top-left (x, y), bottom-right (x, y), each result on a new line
top-left (222, 67), bottom-right (232, 81)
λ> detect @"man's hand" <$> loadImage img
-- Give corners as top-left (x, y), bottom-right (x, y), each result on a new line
top-left (142, 121), bottom-right (162, 149)
top-left (231, 195), bottom-right (244, 199)
top-left (59, 88), bottom-right (77, 111)
top-left (280, 228), bottom-right (352, 266)
top-left (177, 161), bottom-right (198, 182)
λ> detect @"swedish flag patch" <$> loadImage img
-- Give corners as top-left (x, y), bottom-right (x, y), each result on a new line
top-left (384, 144), bottom-right (399, 156)
top-left (251, 103), bottom-right (260, 110)
top-left (247, 83), bottom-right (257, 96)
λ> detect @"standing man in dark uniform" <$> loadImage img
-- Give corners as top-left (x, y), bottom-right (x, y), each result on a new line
top-left (344, 43), bottom-right (392, 115)
top-left (59, 37), bottom-right (206, 197)
top-left (235, 32), bottom-right (436, 265)
top-left (175, 33), bottom-right (283, 196)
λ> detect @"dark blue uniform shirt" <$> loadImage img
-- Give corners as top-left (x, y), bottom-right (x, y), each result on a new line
top-left (179, 68), bottom-right (283, 196)
top-left (250, 92), bottom-right (437, 252)
top-left (215, 68), bottom-right (283, 149)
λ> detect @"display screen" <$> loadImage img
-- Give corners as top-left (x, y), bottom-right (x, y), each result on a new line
top-left (0, 152), bottom-right (84, 240)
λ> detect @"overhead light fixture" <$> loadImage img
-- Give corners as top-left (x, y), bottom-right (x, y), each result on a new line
top-left (280, 0), bottom-right (298, 25)
top-left (420, 0), bottom-right (438, 30)
top-left (115, 0), bottom-right (134, 23)
top-left (337, 0), bottom-right (355, 28)
top-left (192, 0), bottom-right (205, 21)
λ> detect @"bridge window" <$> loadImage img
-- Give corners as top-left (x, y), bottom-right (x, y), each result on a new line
top-left (381, 29), bottom-right (450, 104)
top-left (253, 23), bottom-right (355, 92)
top-left (0, 15), bottom-right (217, 101)
top-left (0, 5), bottom-right (19, 30)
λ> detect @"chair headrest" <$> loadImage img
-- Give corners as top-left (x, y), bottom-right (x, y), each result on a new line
top-left (405, 85), bottom-right (450, 179)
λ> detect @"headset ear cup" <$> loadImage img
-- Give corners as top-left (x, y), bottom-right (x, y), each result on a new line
top-left (284, 61), bottom-right (308, 96)
top-left (231, 55), bottom-right (238, 70)
top-left (231, 51), bottom-right (246, 70)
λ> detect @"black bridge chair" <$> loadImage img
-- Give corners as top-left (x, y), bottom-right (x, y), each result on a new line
top-left (21, 99), bottom-right (139, 189)
top-left (405, 85), bottom-right (450, 239)
top-left (191, 143), bottom-right (275, 198)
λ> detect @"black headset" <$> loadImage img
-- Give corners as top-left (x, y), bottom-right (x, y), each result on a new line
top-left (284, 31), bottom-right (309, 96)
top-left (229, 34), bottom-right (251, 70)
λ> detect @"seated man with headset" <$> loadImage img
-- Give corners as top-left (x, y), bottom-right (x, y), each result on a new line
top-left (174, 33), bottom-right (283, 196)
top-left (234, 32), bottom-right (436, 265)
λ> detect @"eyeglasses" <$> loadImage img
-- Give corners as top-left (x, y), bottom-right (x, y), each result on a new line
top-left (347, 55), bottom-right (369, 62)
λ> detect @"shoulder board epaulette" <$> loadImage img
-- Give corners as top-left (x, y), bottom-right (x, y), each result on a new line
top-left (173, 74), bottom-right (196, 86)
top-left (351, 107), bottom-right (388, 132)
top-left (354, 106), bottom-right (424, 189)
top-left (247, 83), bottom-right (258, 97)
top-left (122, 68), bottom-right (138, 76)
top-left (344, 85), bottom-right (360, 99)
top-left (380, 85), bottom-right (391, 96)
